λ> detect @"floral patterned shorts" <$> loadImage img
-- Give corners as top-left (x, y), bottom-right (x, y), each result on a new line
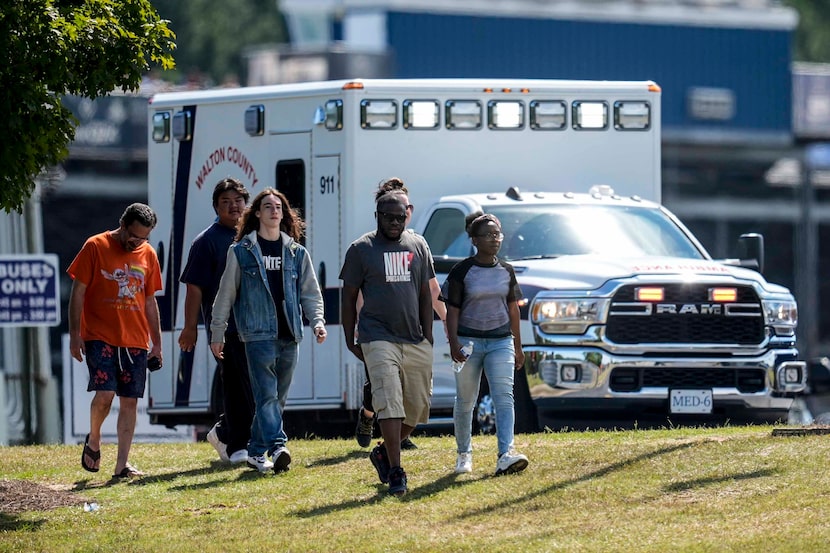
top-left (85, 341), bottom-right (147, 398)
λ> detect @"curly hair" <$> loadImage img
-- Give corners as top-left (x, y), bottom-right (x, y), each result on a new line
top-left (235, 188), bottom-right (306, 242)
top-left (465, 210), bottom-right (484, 234)
top-left (120, 203), bottom-right (157, 229)
top-left (467, 213), bottom-right (501, 237)
top-left (374, 177), bottom-right (408, 201)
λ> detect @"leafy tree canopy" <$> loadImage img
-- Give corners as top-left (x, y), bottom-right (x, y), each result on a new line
top-left (0, 0), bottom-right (175, 213)
top-left (785, 0), bottom-right (830, 63)
top-left (151, 0), bottom-right (288, 86)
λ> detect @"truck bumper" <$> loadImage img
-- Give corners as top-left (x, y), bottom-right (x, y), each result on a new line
top-left (522, 346), bottom-right (806, 416)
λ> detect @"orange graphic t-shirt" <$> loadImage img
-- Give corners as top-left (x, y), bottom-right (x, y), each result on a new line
top-left (67, 231), bottom-right (162, 350)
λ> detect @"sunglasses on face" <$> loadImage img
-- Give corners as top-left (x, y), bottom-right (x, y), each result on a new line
top-left (124, 229), bottom-right (150, 243)
top-left (477, 232), bottom-right (504, 241)
top-left (377, 211), bottom-right (407, 224)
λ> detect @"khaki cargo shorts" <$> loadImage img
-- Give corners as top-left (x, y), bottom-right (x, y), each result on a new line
top-left (361, 339), bottom-right (433, 427)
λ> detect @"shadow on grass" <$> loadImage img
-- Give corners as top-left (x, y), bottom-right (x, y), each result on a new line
top-left (291, 443), bottom-right (708, 518)
top-left (452, 440), bottom-right (701, 520)
top-left (166, 463), bottom-right (303, 490)
top-left (0, 513), bottom-right (47, 532)
top-left (73, 460), bottom-right (243, 491)
top-left (664, 468), bottom-right (779, 492)
top-left (290, 471), bottom-right (488, 518)
top-left (305, 450), bottom-right (370, 468)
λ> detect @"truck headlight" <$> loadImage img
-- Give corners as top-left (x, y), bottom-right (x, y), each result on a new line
top-left (531, 298), bottom-right (609, 334)
top-left (762, 299), bottom-right (798, 336)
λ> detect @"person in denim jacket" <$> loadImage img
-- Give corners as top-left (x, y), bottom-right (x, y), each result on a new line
top-left (210, 188), bottom-right (326, 474)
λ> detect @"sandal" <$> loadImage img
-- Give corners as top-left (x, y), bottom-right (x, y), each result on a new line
top-left (112, 464), bottom-right (145, 479)
top-left (81, 434), bottom-right (100, 473)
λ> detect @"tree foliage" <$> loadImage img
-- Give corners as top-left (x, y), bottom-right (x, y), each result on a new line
top-left (0, 0), bottom-right (175, 213)
top-left (785, 0), bottom-right (830, 63)
top-left (151, 0), bottom-right (288, 86)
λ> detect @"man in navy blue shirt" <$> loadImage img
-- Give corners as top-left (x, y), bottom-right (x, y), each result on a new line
top-left (179, 178), bottom-right (252, 464)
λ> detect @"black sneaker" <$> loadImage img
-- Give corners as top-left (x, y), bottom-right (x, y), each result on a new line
top-left (400, 436), bottom-right (417, 450)
top-left (271, 446), bottom-right (291, 473)
top-left (355, 410), bottom-right (375, 448)
top-left (369, 442), bottom-right (390, 484)
top-left (388, 466), bottom-right (407, 496)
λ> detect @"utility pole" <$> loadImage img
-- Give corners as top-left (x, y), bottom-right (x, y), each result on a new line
top-left (28, 171), bottom-right (63, 443)
top-left (799, 144), bottom-right (830, 361)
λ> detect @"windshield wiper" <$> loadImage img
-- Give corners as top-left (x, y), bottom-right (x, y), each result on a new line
top-left (507, 254), bottom-right (560, 261)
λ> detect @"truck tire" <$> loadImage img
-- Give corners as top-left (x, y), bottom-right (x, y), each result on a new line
top-left (470, 368), bottom-right (540, 434)
top-left (513, 367), bottom-right (539, 434)
top-left (471, 373), bottom-right (493, 435)
top-left (475, 394), bottom-right (496, 435)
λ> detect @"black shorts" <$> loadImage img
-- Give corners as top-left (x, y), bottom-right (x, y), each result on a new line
top-left (85, 340), bottom-right (147, 398)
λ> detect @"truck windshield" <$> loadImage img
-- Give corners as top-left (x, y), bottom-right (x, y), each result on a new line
top-left (482, 204), bottom-right (705, 261)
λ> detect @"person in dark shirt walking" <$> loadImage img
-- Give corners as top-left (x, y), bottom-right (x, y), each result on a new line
top-left (340, 189), bottom-right (435, 496)
top-left (353, 178), bottom-right (446, 450)
top-left (179, 178), bottom-right (253, 465)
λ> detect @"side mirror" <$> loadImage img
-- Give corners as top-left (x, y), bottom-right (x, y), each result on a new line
top-left (737, 233), bottom-right (764, 274)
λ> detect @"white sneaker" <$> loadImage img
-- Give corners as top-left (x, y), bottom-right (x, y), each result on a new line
top-left (247, 454), bottom-right (274, 473)
top-left (495, 449), bottom-right (529, 476)
top-left (228, 449), bottom-right (248, 464)
top-left (206, 424), bottom-right (229, 462)
top-left (271, 446), bottom-right (291, 473)
top-left (455, 452), bottom-right (473, 474)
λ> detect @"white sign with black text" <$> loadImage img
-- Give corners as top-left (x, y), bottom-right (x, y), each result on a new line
top-left (0, 254), bottom-right (60, 327)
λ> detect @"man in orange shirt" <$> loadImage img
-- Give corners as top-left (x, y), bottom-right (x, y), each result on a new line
top-left (68, 203), bottom-right (163, 479)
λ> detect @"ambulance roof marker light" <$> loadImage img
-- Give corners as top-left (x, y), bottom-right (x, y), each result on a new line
top-left (489, 100), bottom-right (524, 129)
top-left (342, 81), bottom-right (365, 90)
top-left (244, 104), bottom-right (265, 136)
top-left (589, 184), bottom-right (615, 198)
top-left (360, 99), bottom-right (397, 129)
top-left (152, 112), bottom-right (170, 143)
top-left (446, 100), bottom-right (482, 129)
top-left (323, 100), bottom-right (343, 130)
top-left (648, 82), bottom-right (661, 93)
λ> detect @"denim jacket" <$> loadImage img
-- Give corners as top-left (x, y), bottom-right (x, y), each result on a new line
top-left (211, 230), bottom-right (325, 343)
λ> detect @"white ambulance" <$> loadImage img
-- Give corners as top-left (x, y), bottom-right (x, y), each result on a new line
top-left (146, 78), bottom-right (803, 431)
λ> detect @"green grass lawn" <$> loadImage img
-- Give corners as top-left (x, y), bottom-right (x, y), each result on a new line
top-left (1, 425), bottom-right (829, 552)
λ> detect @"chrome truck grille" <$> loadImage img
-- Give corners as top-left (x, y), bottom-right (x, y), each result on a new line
top-left (606, 284), bottom-right (765, 345)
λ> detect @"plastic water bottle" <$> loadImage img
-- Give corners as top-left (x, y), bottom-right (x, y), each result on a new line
top-left (451, 341), bottom-right (474, 373)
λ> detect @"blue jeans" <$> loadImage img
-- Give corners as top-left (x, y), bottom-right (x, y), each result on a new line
top-left (454, 336), bottom-right (516, 457)
top-left (244, 338), bottom-right (298, 457)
